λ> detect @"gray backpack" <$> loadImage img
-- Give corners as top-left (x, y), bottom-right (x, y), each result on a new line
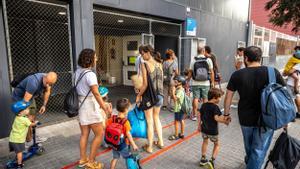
top-left (192, 57), bottom-right (210, 81)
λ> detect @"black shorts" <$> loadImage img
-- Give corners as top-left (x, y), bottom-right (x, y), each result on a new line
top-left (9, 142), bottom-right (25, 153)
top-left (174, 111), bottom-right (184, 121)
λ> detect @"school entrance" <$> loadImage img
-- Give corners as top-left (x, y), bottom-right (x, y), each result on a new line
top-left (93, 8), bottom-right (181, 104)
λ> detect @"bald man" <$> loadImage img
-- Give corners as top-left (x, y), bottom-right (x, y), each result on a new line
top-left (12, 72), bottom-right (57, 143)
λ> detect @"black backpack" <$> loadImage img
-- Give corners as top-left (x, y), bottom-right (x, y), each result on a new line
top-left (63, 71), bottom-right (92, 118)
top-left (264, 131), bottom-right (300, 169)
top-left (192, 57), bottom-right (210, 81)
top-left (10, 73), bottom-right (35, 88)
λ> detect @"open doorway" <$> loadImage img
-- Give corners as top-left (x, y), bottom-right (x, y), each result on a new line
top-left (154, 35), bottom-right (178, 60)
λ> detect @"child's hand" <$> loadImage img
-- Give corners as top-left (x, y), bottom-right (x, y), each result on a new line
top-left (224, 116), bottom-right (231, 125)
top-left (132, 144), bottom-right (138, 151)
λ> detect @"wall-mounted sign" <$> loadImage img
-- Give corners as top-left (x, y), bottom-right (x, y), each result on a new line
top-left (186, 18), bottom-right (197, 36)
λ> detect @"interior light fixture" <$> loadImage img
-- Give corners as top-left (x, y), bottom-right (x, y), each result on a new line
top-left (117, 19), bottom-right (124, 23)
top-left (58, 12), bottom-right (66, 15)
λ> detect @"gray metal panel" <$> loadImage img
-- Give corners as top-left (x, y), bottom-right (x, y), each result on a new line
top-left (93, 0), bottom-right (186, 21)
top-left (71, 0), bottom-right (95, 65)
top-left (0, 6), bottom-right (14, 138)
top-left (194, 10), bottom-right (248, 81)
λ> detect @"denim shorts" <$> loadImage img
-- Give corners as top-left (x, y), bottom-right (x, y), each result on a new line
top-left (155, 94), bottom-right (164, 107)
top-left (112, 145), bottom-right (131, 159)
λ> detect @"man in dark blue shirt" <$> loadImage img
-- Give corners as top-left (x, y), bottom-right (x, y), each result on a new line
top-left (12, 72), bottom-right (57, 142)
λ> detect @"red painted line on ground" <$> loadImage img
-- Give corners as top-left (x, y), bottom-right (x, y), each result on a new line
top-left (61, 120), bottom-right (175, 169)
top-left (140, 131), bottom-right (200, 164)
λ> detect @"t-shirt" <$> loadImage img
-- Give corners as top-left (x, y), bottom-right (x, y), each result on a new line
top-left (9, 116), bottom-right (32, 143)
top-left (200, 103), bottom-right (222, 135)
top-left (189, 55), bottom-right (213, 86)
top-left (174, 87), bottom-right (185, 112)
top-left (210, 53), bottom-right (219, 74)
top-left (106, 116), bottom-right (131, 145)
top-left (75, 68), bottom-right (98, 97)
top-left (227, 66), bottom-right (285, 126)
top-left (12, 73), bottom-right (45, 101)
top-left (284, 56), bottom-right (300, 73)
top-left (287, 64), bottom-right (300, 87)
top-left (235, 55), bottom-right (245, 69)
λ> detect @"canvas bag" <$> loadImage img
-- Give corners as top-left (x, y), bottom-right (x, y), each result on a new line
top-left (138, 63), bottom-right (158, 110)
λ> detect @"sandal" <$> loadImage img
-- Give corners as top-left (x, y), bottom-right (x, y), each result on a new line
top-left (153, 141), bottom-right (164, 149)
top-left (168, 135), bottom-right (179, 141)
top-left (78, 158), bottom-right (89, 168)
top-left (142, 144), bottom-right (153, 154)
top-left (179, 133), bottom-right (185, 139)
top-left (85, 161), bottom-right (104, 169)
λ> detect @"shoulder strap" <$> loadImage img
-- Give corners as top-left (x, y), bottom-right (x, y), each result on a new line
top-left (75, 70), bottom-right (93, 87)
top-left (267, 67), bottom-right (276, 84)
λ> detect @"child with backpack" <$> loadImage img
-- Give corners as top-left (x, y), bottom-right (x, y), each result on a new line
top-left (105, 98), bottom-right (138, 169)
top-left (9, 107), bottom-right (39, 169)
top-left (168, 75), bottom-right (186, 140)
top-left (199, 88), bottom-right (230, 168)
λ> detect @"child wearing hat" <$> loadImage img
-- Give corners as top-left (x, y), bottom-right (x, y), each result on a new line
top-left (9, 105), bottom-right (39, 168)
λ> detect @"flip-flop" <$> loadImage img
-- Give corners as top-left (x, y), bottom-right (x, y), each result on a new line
top-left (168, 135), bottom-right (179, 141)
top-left (153, 141), bottom-right (164, 149)
top-left (142, 144), bottom-right (153, 154)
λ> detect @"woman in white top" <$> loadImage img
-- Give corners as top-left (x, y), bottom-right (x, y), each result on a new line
top-left (75, 49), bottom-right (107, 169)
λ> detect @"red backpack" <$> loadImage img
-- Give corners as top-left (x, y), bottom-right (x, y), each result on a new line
top-left (105, 115), bottom-right (127, 150)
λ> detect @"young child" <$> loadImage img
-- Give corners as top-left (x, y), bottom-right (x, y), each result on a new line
top-left (107, 98), bottom-right (138, 169)
top-left (199, 88), bottom-right (230, 168)
top-left (9, 108), bottom-right (39, 169)
top-left (283, 46), bottom-right (300, 94)
top-left (168, 75), bottom-right (186, 140)
top-left (98, 86), bottom-right (112, 148)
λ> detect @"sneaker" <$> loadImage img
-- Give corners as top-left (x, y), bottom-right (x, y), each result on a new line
top-left (36, 136), bottom-right (48, 143)
top-left (230, 104), bottom-right (238, 109)
top-left (85, 161), bottom-right (104, 169)
top-left (191, 117), bottom-right (197, 121)
top-left (17, 163), bottom-right (24, 169)
top-left (199, 157), bottom-right (208, 166)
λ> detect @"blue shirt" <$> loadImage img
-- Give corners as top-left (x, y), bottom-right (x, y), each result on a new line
top-left (12, 73), bottom-right (45, 101)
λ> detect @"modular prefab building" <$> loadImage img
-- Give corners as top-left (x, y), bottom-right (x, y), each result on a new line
top-left (0, 0), bottom-right (250, 138)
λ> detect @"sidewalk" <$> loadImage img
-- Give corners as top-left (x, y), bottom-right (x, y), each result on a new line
top-left (1, 100), bottom-right (300, 168)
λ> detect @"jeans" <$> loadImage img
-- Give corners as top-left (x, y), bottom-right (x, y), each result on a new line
top-left (241, 126), bottom-right (274, 169)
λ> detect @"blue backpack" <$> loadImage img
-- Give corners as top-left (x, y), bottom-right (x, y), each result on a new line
top-left (261, 67), bottom-right (296, 130)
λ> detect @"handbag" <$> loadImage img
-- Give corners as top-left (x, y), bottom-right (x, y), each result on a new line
top-left (138, 63), bottom-right (158, 110)
top-left (127, 106), bottom-right (147, 138)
